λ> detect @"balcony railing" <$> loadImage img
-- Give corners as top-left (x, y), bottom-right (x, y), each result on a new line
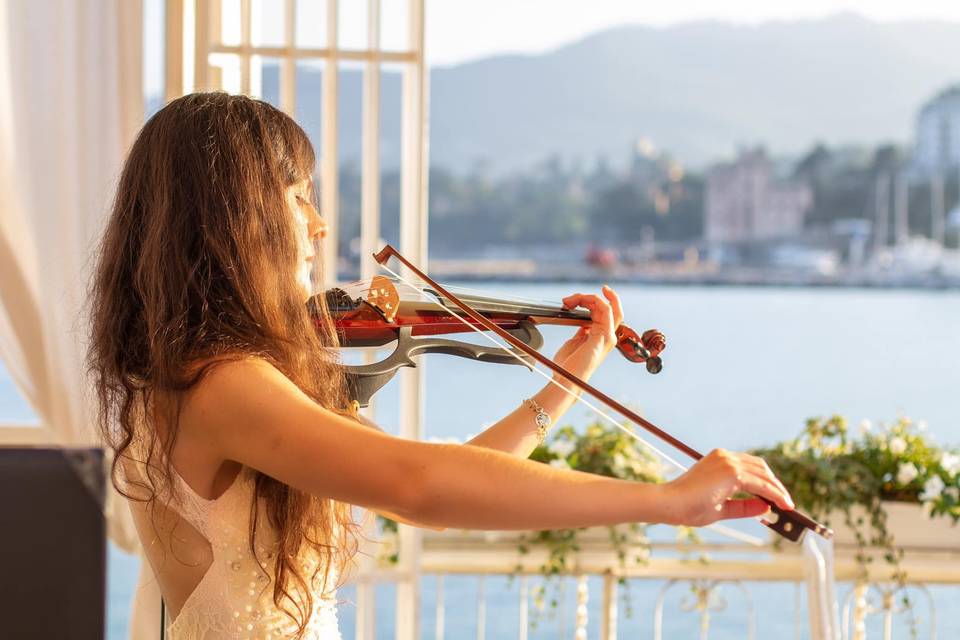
top-left (348, 525), bottom-right (960, 639)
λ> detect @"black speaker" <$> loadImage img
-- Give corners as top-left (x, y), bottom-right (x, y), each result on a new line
top-left (0, 447), bottom-right (106, 639)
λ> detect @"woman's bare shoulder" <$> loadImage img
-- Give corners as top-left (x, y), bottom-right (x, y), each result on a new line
top-left (176, 355), bottom-right (286, 433)
top-left (173, 354), bottom-right (423, 514)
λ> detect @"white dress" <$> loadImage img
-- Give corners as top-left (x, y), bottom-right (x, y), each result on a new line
top-left (121, 458), bottom-right (343, 640)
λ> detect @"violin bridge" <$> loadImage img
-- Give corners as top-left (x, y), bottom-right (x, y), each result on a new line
top-left (366, 275), bottom-right (400, 323)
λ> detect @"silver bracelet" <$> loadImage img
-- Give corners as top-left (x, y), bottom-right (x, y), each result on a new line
top-left (524, 398), bottom-right (551, 446)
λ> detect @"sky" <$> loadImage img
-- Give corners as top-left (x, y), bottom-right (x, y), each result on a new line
top-left (145, 1), bottom-right (960, 96)
top-left (424, 1), bottom-right (960, 67)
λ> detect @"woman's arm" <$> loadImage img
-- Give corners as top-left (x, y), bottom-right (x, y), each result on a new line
top-left (466, 287), bottom-right (619, 456)
top-left (188, 357), bottom-right (792, 531)
top-left (463, 376), bottom-right (579, 456)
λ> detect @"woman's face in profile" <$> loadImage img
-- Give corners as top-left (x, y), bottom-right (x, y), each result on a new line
top-left (288, 178), bottom-right (326, 300)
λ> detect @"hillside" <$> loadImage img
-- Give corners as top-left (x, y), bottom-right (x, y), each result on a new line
top-left (274, 13), bottom-right (960, 172)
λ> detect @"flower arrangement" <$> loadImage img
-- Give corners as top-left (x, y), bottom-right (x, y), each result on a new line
top-left (751, 415), bottom-right (960, 579)
top-left (377, 421), bottom-right (676, 624)
top-left (375, 415), bottom-right (959, 629)
top-left (518, 422), bottom-right (666, 622)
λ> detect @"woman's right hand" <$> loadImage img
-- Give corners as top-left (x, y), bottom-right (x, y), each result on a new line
top-left (662, 449), bottom-right (795, 527)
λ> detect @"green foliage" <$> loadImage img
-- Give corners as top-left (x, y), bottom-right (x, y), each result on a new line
top-left (518, 421), bottom-right (667, 627)
top-left (751, 416), bottom-right (960, 583)
top-left (374, 414), bottom-right (959, 632)
top-left (376, 420), bottom-right (668, 627)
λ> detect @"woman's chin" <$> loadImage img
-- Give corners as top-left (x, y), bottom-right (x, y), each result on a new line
top-left (298, 266), bottom-right (314, 300)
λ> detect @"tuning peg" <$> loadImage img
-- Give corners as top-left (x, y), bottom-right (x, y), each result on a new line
top-left (645, 356), bottom-right (663, 374)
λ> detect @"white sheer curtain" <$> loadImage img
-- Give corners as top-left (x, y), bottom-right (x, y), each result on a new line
top-left (0, 0), bottom-right (144, 553)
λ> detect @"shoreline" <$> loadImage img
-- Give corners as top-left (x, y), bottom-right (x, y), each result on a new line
top-left (338, 269), bottom-right (960, 291)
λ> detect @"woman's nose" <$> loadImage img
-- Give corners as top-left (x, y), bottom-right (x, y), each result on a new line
top-left (304, 201), bottom-right (327, 239)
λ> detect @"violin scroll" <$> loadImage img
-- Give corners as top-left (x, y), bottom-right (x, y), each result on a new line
top-left (615, 325), bottom-right (667, 374)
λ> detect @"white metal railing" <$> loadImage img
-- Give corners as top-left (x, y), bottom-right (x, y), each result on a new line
top-left (348, 527), bottom-right (960, 639)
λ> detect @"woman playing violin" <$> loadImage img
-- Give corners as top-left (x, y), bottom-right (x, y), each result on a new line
top-left (88, 92), bottom-right (795, 639)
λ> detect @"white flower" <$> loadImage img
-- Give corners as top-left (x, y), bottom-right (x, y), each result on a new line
top-left (548, 439), bottom-right (576, 458)
top-left (549, 458), bottom-right (570, 470)
top-left (896, 462), bottom-right (919, 485)
top-left (940, 452), bottom-right (960, 477)
top-left (920, 475), bottom-right (945, 501)
top-left (888, 437), bottom-right (907, 456)
top-left (917, 420), bottom-right (928, 432)
top-left (858, 419), bottom-right (872, 435)
top-left (611, 452), bottom-right (628, 475)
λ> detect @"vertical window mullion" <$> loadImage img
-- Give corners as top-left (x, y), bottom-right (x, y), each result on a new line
top-left (360, 0), bottom-right (381, 282)
top-left (280, 0), bottom-right (296, 115)
top-left (192, 0), bottom-right (209, 90)
top-left (239, 0), bottom-right (251, 95)
top-left (396, 4), bottom-right (428, 638)
top-left (400, 0), bottom-right (427, 270)
top-left (321, 0), bottom-right (340, 283)
top-left (164, 0), bottom-right (184, 101)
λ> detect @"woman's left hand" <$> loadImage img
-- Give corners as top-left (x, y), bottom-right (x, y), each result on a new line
top-left (552, 285), bottom-right (623, 384)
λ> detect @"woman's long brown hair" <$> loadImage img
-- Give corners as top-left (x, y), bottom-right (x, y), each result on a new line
top-left (87, 91), bottom-right (361, 636)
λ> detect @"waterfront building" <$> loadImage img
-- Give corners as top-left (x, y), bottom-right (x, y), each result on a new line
top-left (912, 84), bottom-right (960, 176)
top-left (704, 148), bottom-right (812, 243)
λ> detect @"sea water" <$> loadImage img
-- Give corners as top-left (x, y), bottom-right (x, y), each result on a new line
top-left (4, 284), bottom-right (958, 638)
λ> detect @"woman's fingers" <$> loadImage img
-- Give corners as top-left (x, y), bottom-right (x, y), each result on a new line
top-left (741, 456), bottom-right (793, 505)
top-left (601, 285), bottom-right (624, 327)
top-left (718, 498), bottom-right (770, 520)
top-left (734, 467), bottom-right (794, 511)
top-left (553, 326), bottom-right (589, 362)
top-left (670, 449), bottom-right (795, 527)
top-left (562, 293), bottom-right (615, 337)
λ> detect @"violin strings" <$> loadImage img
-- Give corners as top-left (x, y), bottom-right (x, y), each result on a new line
top-left (359, 274), bottom-right (572, 311)
top-left (351, 275), bottom-right (577, 315)
top-left (379, 265), bottom-right (687, 470)
top-left (377, 262), bottom-right (765, 547)
top-left (381, 265), bottom-right (765, 546)
top-left (439, 282), bottom-right (568, 308)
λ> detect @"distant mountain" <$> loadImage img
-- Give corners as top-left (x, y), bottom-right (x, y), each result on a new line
top-left (276, 13), bottom-right (960, 172)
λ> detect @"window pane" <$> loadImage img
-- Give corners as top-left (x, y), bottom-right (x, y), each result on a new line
top-left (251, 56), bottom-right (282, 106)
top-left (143, 0), bottom-right (165, 118)
top-left (0, 360), bottom-right (39, 424)
top-left (220, 0), bottom-right (242, 46)
top-left (208, 53), bottom-right (242, 93)
top-left (337, 0), bottom-right (368, 50)
top-left (337, 63), bottom-right (362, 279)
top-left (295, 0), bottom-right (327, 48)
top-left (294, 59), bottom-right (324, 147)
top-left (380, 0), bottom-right (409, 52)
top-left (379, 65), bottom-right (403, 250)
top-left (251, 0), bottom-right (285, 47)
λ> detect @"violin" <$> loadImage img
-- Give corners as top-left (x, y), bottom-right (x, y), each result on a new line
top-left (310, 274), bottom-right (666, 407)
top-left (307, 245), bottom-right (832, 544)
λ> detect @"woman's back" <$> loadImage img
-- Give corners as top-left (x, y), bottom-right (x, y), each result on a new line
top-left (120, 390), bottom-right (342, 639)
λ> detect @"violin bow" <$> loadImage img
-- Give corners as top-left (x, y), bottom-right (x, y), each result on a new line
top-left (374, 244), bottom-right (832, 543)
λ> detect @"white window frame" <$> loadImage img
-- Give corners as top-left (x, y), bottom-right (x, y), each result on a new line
top-left (163, 3), bottom-right (429, 638)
